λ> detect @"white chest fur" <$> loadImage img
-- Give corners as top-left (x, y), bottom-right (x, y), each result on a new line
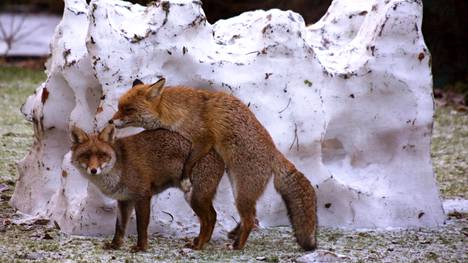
top-left (86, 168), bottom-right (131, 200)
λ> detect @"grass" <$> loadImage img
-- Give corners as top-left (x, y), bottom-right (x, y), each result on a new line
top-left (432, 106), bottom-right (468, 198)
top-left (0, 222), bottom-right (466, 262)
top-left (0, 65), bottom-right (466, 262)
top-left (0, 66), bottom-right (46, 85)
top-left (0, 66), bottom-right (44, 183)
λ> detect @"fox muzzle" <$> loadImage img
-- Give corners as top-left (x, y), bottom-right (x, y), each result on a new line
top-left (87, 166), bottom-right (101, 175)
top-left (112, 119), bottom-right (126, 128)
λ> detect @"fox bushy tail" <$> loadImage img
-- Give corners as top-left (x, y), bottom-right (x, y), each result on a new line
top-left (272, 154), bottom-right (317, 251)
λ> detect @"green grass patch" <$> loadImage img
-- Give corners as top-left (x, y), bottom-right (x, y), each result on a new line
top-left (0, 66), bottom-right (44, 183)
top-left (0, 66), bottom-right (46, 87)
top-left (432, 106), bottom-right (468, 198)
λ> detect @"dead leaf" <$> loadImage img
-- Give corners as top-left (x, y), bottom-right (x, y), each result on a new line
top-left (33, 219), bottom-right (50, 226)
top-left (43, 232), bottom-right (53, 240)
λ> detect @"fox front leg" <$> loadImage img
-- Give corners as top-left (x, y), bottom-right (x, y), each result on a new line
top-left (103, 200), bottom-right (134, 250)
top-left (181, 140), bottom-right (214, 192)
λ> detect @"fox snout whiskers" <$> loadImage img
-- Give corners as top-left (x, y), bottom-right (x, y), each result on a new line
top-left (111, 119), bottom-right (126, 128)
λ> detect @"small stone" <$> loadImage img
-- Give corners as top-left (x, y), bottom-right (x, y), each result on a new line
top-left (296, 250), bottom-right (350, 263)
top-left (181, 248), bottom-right (192, 254)
top-left (19, 252), bottom-right (43, 260)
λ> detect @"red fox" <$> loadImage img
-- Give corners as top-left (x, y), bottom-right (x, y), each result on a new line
top-left (111, 79), bottom-right (317, 250)
top-left (70, 125), bottom-right (225, 251)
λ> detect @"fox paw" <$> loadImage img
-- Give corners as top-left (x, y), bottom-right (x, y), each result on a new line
top-left (130, 245), bottom-right (147, 253)
top-left (227, 229), bottom-right (240, 240)
top-left (225, 241), bottom-right (244, 250)
top-left (184, 237), bottom-right (204, 250)
top-left (225, 243), bottom-right (236, 250)
top-left (103, 241), bottom-right (121, 250)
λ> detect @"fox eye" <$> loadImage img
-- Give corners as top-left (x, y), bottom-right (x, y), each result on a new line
top-left (80, 153), bottom-right (91, 160)
top-left (123, 107), bottom-right (136, 114)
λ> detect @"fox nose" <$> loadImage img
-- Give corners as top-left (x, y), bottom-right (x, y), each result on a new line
top-left (108, 119), bottom-right (114, 124)
top-left (90, 168), bottom-right (97, 174)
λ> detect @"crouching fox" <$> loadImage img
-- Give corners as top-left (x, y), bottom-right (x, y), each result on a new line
top-left (70, 125), bottom-right (224, 251)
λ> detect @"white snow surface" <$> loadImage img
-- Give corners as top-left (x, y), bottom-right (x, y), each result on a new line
top-left (11, 0), bottom-right (444, 236)
top-left (443, 199), bottom-right (468, 214)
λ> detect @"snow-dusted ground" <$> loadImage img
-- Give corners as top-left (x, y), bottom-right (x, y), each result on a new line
top-left (0, 201), bottom-right (466, 262)
top-left (443, 199), bottom-right (468, 214)
top-left (0, 68), bottom-right (466, 262)
top-left (0, 13), bottom-right (60, 56)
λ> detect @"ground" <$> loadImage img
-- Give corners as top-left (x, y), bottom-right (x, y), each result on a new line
top-left (0, 66), bottom-right (466, 262)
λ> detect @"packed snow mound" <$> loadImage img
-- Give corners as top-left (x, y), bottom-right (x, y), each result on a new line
top-left (11, 0), bottom-right (444, 236)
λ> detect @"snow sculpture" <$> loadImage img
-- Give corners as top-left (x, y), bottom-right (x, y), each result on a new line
top-left (11, 0), bottom-right (444, 236)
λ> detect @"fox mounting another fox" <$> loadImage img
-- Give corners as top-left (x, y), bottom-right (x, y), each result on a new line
top-left (111, 78), bottom-right (318, 250)
top-left (70, 125), bottom-right (225, 251)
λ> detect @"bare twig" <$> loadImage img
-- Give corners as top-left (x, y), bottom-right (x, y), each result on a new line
top-left (278, 97), bottom-right (292, 113)
top-left (12, 14), bottom-right (27, 37)
top-left (289, 122), bottom-right (300, 151)
top-left (9, 13), bottom-right (15, 35)
top-left (15, 23), bottom-right (46, 42)
top-left (161, 211), bottom-right (174, 222)
top-left (0, 12), bottom-right (46, 57)
top-left (0, 20), bottom-right (7, 38)
top-left (231, 215), bottom-right (239, 224)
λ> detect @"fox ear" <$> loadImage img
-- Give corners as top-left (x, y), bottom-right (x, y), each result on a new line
top-left (132, 79), bottom-right (143, 87)
top-left (70, 126), bottom-right (89, 144)
top-left (99, 124), bottom-right (116, 143)
top-left (147, 78), bottom-right (166, 100)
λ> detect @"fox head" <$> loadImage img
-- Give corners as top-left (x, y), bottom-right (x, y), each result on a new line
top-left (70, 125), bottom-right (117, 176)
top-left (111, 78), bottom-right (166, 129)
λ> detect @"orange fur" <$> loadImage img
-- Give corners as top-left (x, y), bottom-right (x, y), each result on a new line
top-left (112, 79), bottom-right (317, 250)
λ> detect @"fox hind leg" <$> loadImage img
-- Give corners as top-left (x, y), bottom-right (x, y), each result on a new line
top-left (231, 197), bottom-right (256, 250)
top-left (228, 168), bottom-right (270, 250)
top-left (188, 198), bottom-right (217, 250)
top-left (131, 196), bottom-right (151, 252)
top-left (231, 180), bottom-right (261, 249)
top-left (186, 164), bottom-right (221, 250)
